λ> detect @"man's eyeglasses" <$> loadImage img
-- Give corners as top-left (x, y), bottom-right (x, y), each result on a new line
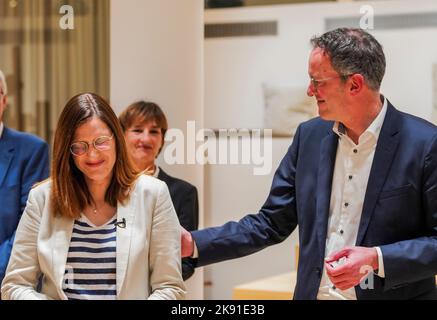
top-left (70, 135), bottom-right (114, 156)
top-left (310, 74), bottom-right (353, 89)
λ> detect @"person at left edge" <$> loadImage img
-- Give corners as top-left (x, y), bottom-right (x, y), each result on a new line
top-left (1, 92), bottom-right (185, 300)
top-left (0, 69), bottom-right (49, 288)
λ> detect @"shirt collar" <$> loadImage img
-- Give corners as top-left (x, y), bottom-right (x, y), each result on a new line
top-left (333, 97), bottom-right (388, 142)
top-left (153, 166), bottom-right (160, 178)
top-left (0, 122), bottom-right (4, 139)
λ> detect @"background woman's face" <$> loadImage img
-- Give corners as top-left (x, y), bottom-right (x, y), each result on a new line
top-left (72, 116), bottom-right (116, 185)
top-left (124, 120), bottom-right (163, 171)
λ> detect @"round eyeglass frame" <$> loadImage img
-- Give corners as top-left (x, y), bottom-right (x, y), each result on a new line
top-left (70, 135), bottom-right (114, 156)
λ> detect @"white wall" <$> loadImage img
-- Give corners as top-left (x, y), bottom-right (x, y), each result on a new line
top-left (205, 0), bottom-right (437, 129)
top-left (204, 0), bottom-right (437, 299)
top-left (110, 0), bottom-right (204, 299)
top-left (204, 137), bottom-right (298, 300)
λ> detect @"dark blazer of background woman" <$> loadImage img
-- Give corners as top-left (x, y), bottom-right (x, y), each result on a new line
top-left (158, 168), bottom-right (198, 280)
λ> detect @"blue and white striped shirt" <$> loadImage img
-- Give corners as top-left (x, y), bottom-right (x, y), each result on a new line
top-left (63, 215), bottom-right (117, 300)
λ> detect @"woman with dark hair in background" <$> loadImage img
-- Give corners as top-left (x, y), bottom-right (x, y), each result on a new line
top-left (119, 101), bottom-right (198, 280)
top-left (1, 93), bottom-right (185, 300)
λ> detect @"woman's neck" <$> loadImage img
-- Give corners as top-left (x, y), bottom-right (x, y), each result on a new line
top-left (84, 176), bottom-right (117, 226)
top-left (86, 176), bottom-right (111, 205)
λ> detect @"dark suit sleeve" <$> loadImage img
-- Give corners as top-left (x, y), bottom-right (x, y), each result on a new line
top-left (192, 125), bottom-right (301, 267)
top-left (181, 259), bottom-right (196, 281)
top-left (0, 141), bottom-right (49, 279)
top-left (179, 186), bottom-right (198, 280)
top-left (380, 132), bottom-right (437, 290)
top-left (178, 186), bottom-right (199, 232)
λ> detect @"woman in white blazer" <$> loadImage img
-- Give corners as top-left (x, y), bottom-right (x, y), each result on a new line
top-left (1, 93), bottom-right (185, 300)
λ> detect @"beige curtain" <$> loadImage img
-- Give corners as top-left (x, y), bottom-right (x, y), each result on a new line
top-left (0, 0), bottom-right (109, 144)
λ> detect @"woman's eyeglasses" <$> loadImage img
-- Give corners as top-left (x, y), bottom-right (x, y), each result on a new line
top-left (70, 135), bottom-right (113, 156)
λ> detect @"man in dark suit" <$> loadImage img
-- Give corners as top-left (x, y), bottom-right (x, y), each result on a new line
top-left (0, 70), bottom-right (49, 286)
top-left (181, 28), bottom-right (437, 299)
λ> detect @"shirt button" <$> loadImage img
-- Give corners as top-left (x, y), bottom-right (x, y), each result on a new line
top-left (344, 202), bottom-right (349, 207)
top-left (353, 149), bottom-right (358, 153)
top-left (348, 175), bottom-right (353, 180)
top-left (340, 230), bottom-right (344, 235)
top-left (332, 286), bottom-right (336, 290)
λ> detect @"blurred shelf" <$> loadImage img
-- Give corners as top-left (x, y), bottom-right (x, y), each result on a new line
top-left (233, 273), bottom-right (437, 300)
top-left (233, 271), bottom-right (296, 300)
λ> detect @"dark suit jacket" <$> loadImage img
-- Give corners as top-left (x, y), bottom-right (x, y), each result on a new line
top-left (0, 127), bottom-right (49, 284)
top-left (158, 168), bottom-right (198, 280)
top-left (192, 100), bottom-right (437, 299)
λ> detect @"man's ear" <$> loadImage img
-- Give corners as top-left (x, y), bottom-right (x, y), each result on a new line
top-left (0, 94), bottom-right (6, 109)
top-left (0, 95), bottom-right (6, 122)
top-left (349, 74), bottom-right (364, 95)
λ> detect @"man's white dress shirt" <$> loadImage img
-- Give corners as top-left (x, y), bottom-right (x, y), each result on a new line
top-left (317, 99), bottom-right (388, 300)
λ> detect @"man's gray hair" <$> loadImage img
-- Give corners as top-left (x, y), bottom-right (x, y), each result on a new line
top-left (310, 28), bottom-right (386, 91)
top-left (0, 70), bottom-right (7, 95)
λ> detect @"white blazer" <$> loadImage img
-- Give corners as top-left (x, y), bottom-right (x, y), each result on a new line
top-left (1, 175), bottom-right (186, 300)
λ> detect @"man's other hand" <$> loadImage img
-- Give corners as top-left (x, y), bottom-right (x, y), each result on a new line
top-left (324, 246), bottom-right (378, 291)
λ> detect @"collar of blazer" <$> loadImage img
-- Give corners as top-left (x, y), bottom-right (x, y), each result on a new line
top-left (52, 187), bottom-right (138, 299)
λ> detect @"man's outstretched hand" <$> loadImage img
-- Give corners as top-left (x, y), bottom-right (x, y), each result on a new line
top-left (181, 226), bottom-right (194, 258)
